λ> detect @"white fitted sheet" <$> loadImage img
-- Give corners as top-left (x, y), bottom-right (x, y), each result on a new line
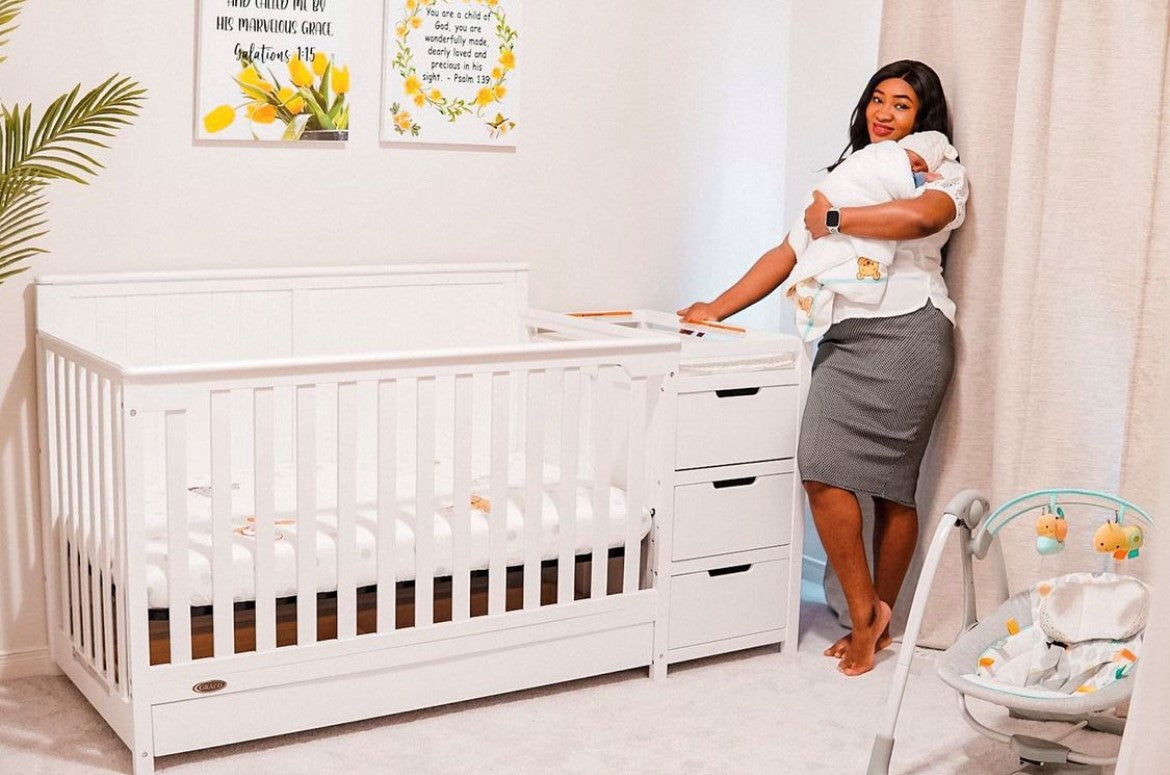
top-left (143, 454), bottom-right (640, 609)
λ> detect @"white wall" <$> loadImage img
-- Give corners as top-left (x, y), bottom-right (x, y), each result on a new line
top-left (784, 0), bottom-right (884, 571)
top-left (0, 0), bottom-right (802, 676)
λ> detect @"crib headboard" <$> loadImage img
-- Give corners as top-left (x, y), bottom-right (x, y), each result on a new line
top-left (36, 263), bottom-right (530, 366)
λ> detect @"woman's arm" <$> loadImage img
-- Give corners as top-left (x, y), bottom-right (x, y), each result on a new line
top-left (677, 238), bottom-right (797, 322)
top-left (804, 189), bottom-right (956, 241)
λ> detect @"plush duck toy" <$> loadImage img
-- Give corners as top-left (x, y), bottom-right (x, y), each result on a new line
top-left (1035, 508), bottom-right (1068, 555)
top-left (1094, 518), bottom-right (1143, 560)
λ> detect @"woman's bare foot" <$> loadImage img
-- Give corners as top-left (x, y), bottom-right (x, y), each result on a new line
top-left (823, 628), bottom-right (893, 659)
top-left (837, 600), bottom-right (892, 677)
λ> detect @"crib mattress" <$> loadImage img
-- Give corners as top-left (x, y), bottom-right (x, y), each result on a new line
top-left (142, 454), bottom-right (641, 609)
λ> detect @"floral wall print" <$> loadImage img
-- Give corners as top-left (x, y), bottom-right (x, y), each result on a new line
top-left (381, 0), bottom-right (520, 147)
top-left (197, 0), bottom-right (353, 142)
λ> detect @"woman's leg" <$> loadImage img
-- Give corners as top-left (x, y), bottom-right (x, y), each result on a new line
top-left (805, 480), bottom-right (891, 676)
top-left (872, 497), bottom-right (918, 639)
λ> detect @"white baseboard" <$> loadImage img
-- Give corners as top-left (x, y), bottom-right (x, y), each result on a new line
top-left (0, 647), bottom-right (58, 681)
top-left (801, 554), bottom-right (826, 586)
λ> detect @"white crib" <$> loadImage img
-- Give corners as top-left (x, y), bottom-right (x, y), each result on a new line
top-left (35, 264), bottom-right (678, 773)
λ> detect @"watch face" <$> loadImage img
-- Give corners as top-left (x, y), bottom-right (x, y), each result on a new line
top-left (826, 210), bottom-right (841, 228)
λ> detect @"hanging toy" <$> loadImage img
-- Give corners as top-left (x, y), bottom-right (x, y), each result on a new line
top-left (1094, 517), bottom-right (1143, 560)
top-left (1035, 506), bottom-right (1067, 555)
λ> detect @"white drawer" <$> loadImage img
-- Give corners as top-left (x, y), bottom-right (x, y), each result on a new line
top-left (675, 384), bottom-right (798, 470)
top-left (668, 559), bottom-right (788, 649)
top-left (673, 470), bottom-right (794, 561)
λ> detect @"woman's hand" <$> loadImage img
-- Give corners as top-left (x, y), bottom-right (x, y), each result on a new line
top-left (676, 301), bottom-right (721, 323)
top-left (804, 190), bottom-right (833, 239)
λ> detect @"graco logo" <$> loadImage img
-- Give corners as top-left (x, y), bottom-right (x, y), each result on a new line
top-left (193, 680), bottom-right (227, 694)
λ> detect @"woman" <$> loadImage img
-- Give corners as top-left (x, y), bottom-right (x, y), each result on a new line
top-left (678, 60), bottom-right (967, 677)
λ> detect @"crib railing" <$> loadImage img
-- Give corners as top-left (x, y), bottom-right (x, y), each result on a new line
top-left (40, 331), bottom-right (673, 677)
top-left (38, 337), bottom-right (131, 697)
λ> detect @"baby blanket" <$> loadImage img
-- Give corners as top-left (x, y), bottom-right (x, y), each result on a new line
top-left (783, 140), bottom-right (918, 341)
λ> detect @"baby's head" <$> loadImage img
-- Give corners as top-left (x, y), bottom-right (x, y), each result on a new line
top-left (897, 130), bottom-right (957, 173)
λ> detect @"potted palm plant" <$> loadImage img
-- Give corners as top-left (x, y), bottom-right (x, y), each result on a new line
top-left (0, 0), bottom-right (144, 285)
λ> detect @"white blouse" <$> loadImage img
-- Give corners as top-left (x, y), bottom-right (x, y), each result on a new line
top-left (830, 157), bottom-right (968, 325)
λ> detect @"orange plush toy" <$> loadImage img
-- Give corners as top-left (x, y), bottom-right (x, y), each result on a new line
top-left (1035, 508), bottom-right (1068, 555)
top-left (1093, 518), bottom-right (1143, 560)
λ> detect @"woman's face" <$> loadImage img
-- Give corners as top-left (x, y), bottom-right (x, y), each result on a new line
top-left (865, 78), bottom-right (919, 143)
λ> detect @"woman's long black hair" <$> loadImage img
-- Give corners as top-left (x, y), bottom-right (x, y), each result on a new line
top-left (829, 59), bottom-right (953, 172)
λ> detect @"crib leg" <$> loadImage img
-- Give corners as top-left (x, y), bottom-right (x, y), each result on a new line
top-left (131, 750), bottom-right (155, 775)
top-left (650, 657), bottom-right (668, 681)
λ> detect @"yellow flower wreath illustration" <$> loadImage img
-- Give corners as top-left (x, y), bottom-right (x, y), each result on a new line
top-left (389, 0), bottom-right (516, 138)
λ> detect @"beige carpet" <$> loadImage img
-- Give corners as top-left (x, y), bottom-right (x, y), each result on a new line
top-left (0, 589), bottom-right (1123, 774)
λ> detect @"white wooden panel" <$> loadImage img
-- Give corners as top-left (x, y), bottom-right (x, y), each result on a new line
top-left (675, 385), bottom-right (798, 469)
top-left (590, 367), bottom-right (612, 598)
top-left (165, 410), bottom-right (192, 664)
top-left (253, 388), bottom-right (277, 653)
top-left (236, 291), bottom-right (294, 361)
top-left (555, 368), bottom-right (579, 605)
top-left (488, 372), bottom-right (509, 615)
top-left (210, 390), bottom-right (234, 658)
top-left (336, 381), bottom-right (358, 640)
top-left (523, 370), bottom-right (544, 610)
top-left (125, 295), bottom-right (157, 365)
top-left (451, 374), bottom-right (473, 621)
top-left (668, 559), bottom-right (789, 650)
top-left (375, 379), bottom-right (397, 633)
top-left (414, 378), bottom-right (436, 628)
top-left (295, 384), bottom-right (317, 646)
top-left (623, 378), bottom-right (647, 594)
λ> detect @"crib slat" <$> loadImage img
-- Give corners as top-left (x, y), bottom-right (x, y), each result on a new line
top-left (165, 410), bottom-right (192, 664)
top-left (97, 377), bottom-right (114, 679)
top-left (523, 370), bottom-right (544, 610)
top-left (376, 380), bottom-right (396, 633)
top-left (295, 384), bottom-right (317, 647)
top-left (53, 355), bottom-right (70, 635)
top-left (210, 390), bottom-right (234, 658)
top-left (414, 378), bottom-right (436, 628)
top-left (590, 367), bottom-right (613, 598)
top-left (70, 365), bottom-right (87, 655)
top-left (451, 374), bottom-right (473, 621)
top-left (488, 372), bottom-right (510, 615)
top-left (336, 381), bottom-right (358, 640)
top-left (556, 368), bottom-right (579, 605)
top-left (253, 388), bottom-right (277, 652)
top-left (111, 383), bottom-right (128, 695)
top-left (623, 378), bottom-right (647, 594)
top-left (85, 370), bottom-right (101, 667)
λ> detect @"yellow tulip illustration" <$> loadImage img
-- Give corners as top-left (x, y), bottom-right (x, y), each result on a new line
top-left (312, 51), bottom-right (329, 77)
top-left (289, 54), bottom-right (314, 87)
top-left (203, 104), bottom-right (235, 133)
top-left (333, 65), bottom-right (350, 95)
top-left (251, 104), bottom-right (277, 124)
top-left (277, 86), bottom-right (304, 114)
top-left (238, 66), bottom-right (275, 100)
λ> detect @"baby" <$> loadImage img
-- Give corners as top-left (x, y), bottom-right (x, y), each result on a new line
top-left (783, 129), bottom-right (958, 340)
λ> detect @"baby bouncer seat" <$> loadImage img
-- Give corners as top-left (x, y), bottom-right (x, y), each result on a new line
top-left (867, 489), bottom-right (1154, 775)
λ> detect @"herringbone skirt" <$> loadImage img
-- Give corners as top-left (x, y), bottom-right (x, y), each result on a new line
top-left (797, 301), bottom-right (954, 507)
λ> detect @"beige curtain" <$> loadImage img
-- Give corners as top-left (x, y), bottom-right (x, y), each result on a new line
top-left (872, 2), bottom-right (1170, 767)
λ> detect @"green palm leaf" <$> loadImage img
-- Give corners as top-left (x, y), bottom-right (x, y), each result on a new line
top-left (0, 1), bottom-right (145, 284)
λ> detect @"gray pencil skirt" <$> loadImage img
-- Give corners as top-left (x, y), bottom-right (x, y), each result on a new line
top-left (797, 301), bottom-right (954, 508)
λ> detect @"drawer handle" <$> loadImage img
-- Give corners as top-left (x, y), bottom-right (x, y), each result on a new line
top-left (715, 387), bottom-right (761, 398)
top-left (708, 564), bottom-right (752, 577)
top-left (713, 477), bottom-right (756, 489)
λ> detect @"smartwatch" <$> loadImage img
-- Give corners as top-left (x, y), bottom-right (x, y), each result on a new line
top-left (825, 208), bottom-right (841, 235)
